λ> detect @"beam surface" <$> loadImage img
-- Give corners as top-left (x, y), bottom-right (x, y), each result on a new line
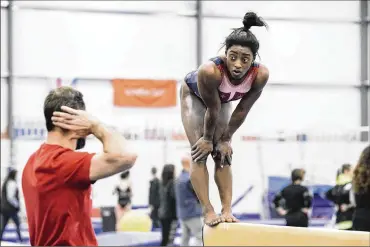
top-left (203, 223), bottom-right (370, 246)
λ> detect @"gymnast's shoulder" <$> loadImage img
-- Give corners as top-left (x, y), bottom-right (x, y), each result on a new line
top-left (254, 63), bottom-right (269, 90)
top-left (197, 60), bottom-right (222, 84)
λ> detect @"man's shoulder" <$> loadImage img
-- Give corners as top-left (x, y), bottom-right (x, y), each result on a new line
top-left (292, 184), bottom-right (309, 193)
top-left (175, 173), bottom-right (191, 187)
top-left (24, 144), bottom-right (93, 177)
top-left (31, 143), bottom-right (73, 158)
top-left (25, 144), bottom-right (69, 167)
top-left (283, 184), bottom-right (296, 191)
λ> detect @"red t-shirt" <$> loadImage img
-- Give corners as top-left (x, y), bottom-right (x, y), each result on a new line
top-left (22, 143), bottom-right (98, 246)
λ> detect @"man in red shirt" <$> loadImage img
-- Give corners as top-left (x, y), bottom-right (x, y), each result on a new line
top-left (22, 86), bottom-right (137, 246)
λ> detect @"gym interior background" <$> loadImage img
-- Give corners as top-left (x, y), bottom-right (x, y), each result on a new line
top-left (1, 0), bottom-right (369, 245)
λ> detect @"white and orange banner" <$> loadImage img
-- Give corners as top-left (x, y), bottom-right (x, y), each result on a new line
top-left (112, 79), bottom-right (177, 107)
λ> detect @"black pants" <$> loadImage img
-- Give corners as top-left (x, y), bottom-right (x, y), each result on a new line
top-left (160, 219), bottom-right (177, 246)
top-left (0, 211), bottom-right (22, 242)
top-left (150, 206), bottom-right (160, 228)
top-left (285, 211), bottom-right (308, 227)
top-left (352, 209), bottom-right (370, 232)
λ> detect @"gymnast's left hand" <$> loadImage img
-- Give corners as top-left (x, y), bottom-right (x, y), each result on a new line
top-left (214, 141), bottom-right (233, 166)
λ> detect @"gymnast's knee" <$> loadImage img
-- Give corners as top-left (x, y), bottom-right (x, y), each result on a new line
top-left (213, 156), bottom-right (231, 170)
top-left (191, 158), bottom-right (207, 168)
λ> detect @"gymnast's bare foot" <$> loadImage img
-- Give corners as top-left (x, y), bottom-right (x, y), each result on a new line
top-left (204, 211), bottom-right (222, 227)
top-left (220, 209), bottom-right (239, 223)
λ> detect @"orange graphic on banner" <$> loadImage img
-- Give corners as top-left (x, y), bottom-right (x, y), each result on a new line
top-left (112, 79), bottom-right (177, 107)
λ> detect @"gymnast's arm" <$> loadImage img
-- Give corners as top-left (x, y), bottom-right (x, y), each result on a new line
top-left (220, 65), bottom-right (269, 142)
top-left (89, 123), bottom-right (138, 181)
top-left (197, 63), bottom-right (222, 141)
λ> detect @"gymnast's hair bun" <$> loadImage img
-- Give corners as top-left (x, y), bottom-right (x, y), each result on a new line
top-left (242, 12), bottom-right (267, 31)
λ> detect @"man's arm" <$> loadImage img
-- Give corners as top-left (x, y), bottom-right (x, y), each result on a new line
top-left (273, 191), bottom-right (283, 209)
top-left (325, 187), bottom-right (335, 202)
top-left (52, 106), bottom-right (138, 184)
top-left (221, 66), bottom-right (269, 141)
top-left (89, 123), bottom-right (138, 181)
top-left (197, 63), bottom-right (222, 141)
top-left (302, 187), bottom-right (313, 214)
top-left (273, 189), bottom-right (287, 215)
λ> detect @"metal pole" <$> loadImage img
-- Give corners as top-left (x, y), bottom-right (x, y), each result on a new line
top-left (7, 0), bottom-right (14, 167)
top-left (196, 0), bottom-right (202, 67)
top-left (360, 0), bottom-right (369, 142)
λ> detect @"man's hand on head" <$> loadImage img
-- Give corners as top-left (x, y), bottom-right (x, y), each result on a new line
top-left (52, 105), bottom-right (100, 138)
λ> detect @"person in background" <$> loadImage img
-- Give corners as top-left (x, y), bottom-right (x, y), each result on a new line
top-left (175, 154), bottom-right (203, 246)
top-left (351, 145), bottom-right (370, 232)
top-left (0, 168), bottom-right (22, 242)
top-left (159, 164), bottom-right (177, 246)
top-left (114, 171), bottom-right (132, 228)
top-left (149, 167), bottom-right (161, 228)
top-left (273, 169), bottom-right (312, 227)
top-left (325, 164), bottom-right (354, 230)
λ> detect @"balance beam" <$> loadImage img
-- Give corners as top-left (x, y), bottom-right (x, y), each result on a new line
top-left (203, 223), bottom-right (370, 246)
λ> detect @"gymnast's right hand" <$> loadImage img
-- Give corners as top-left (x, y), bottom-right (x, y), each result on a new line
top-left (51, 105), bottom-right (100, 137)
top-left (191, 137), bottom-right (213, 162)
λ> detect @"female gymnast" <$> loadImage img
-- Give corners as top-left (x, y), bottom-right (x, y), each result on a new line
top-left (180, 11), bottom-right (270, 226)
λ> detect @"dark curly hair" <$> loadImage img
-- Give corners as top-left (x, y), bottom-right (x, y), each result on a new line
top-left (352, 145), bottom-right (370, 194)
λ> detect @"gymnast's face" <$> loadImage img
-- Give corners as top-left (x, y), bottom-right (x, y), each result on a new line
top-left (226, 45), bottom-right (254, 80)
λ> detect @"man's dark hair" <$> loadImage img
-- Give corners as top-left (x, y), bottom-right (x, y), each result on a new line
top-left (291, 168), bottom-right (305, 182)
top-left (7, 169), bottom-right (17, 180)
top-left (44, 86), bottom-right (86, 132)
top-left (341, 163), bottom-right (352, 173)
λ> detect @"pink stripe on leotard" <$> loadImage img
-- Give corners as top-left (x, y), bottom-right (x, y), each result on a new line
top-left (217, 65), bottom-right (259, 103)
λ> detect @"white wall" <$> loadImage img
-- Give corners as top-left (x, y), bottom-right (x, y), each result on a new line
top-left (13, 1), bottom-right (196, 14)
top-left (0, 1), bottom-right (8, 7)
top-left (12, 9), bottom-right (196, 79)
top-left (1, 8), bottom-right (7, 76)
top-left (246, 86), bottom-right (361, 132)
top-left (368, 22), bottom-right (370, 81)
top-left (1, 79), bottom-right (8, 132)
top-left (202, 1), bottom-right (360, 21)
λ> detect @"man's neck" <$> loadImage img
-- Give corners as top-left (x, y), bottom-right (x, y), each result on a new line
top-left (46, 131), bottom-right (76, 150)
top-left (293, 180), bottom-right (302, 185)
